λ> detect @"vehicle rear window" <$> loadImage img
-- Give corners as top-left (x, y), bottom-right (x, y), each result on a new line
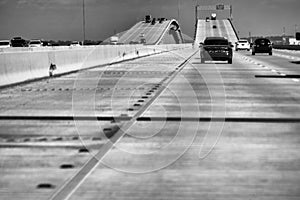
top-left (204, 39), bottom-right (228, 45)
top-left (30, 41), bottom-right (41, 44)
top-left (0, 42), bottom-right (9, 45)
top-left (255, 39), bottom-right (270, 45)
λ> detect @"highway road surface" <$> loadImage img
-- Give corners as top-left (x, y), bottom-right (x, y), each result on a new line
top-left (0, 47), bottom-right (300, 200)
top-left (195, 19), bottom-right (239, 45)
top-left (118, 20), bottom-right (171, 45)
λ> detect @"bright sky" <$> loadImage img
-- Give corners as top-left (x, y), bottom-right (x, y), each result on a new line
top-left (0, 0), bottom-right (299, 41)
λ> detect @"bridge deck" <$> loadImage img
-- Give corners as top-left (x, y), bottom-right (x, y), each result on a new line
top-left (1, 47), bottom-right (300, 199)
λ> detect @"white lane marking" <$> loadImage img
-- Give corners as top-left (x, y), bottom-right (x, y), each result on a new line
top-left (273, 52), bottom-right (299, 60)
top-left (240, 53), bottom-right (300, 84)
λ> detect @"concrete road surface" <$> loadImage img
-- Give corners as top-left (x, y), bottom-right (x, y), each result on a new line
top-left (0, 47), bottom-right (300, 200)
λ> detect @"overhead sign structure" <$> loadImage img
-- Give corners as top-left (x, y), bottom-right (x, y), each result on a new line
top-left (216, 4), bottom-right (225, 10)
top-left (195, 4), bottom-right (233, 23)
top-left (196, 4), bottom-right (231, 11)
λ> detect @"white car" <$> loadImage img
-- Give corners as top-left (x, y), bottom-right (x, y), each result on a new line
top-left (235, 40), bottom-right (250, 51)
top-left (211, 13), bottom-right (217, 20)
top-left (29, 40), bottom-right (42, 47)
top-left (0, 40), bottom-right (11, 48)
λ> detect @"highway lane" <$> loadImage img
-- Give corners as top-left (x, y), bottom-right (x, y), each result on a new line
top-left (118, 21), bottom-right (170, 44)
top-left (195, 19), bottom-right (238, 44)
top-left (0, 48), bottom-right (300, 199)
top-left (237, 50), bottom-right (300, 80)
top-left (0, 48), bottom-right (196, 200)
top-left (64, 51), bottom-right (300, 200)
top-left (118, 22), bottom-right (144, 43)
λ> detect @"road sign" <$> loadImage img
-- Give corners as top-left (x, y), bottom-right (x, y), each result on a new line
top-left (197, 4), bottom-right (231, 11)
top-left (216, 4), bottom-right (224, 10)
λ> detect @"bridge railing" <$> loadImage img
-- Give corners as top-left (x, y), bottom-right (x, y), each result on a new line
top-left (0, 44), bottom-right (191, 87)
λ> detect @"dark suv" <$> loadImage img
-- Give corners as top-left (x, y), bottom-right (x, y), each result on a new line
top-left (252, 38), bottom-right (272, 55)
top-left (200, 37), bottom-right (233, 64)
top-left (11, 37), bottom-right (28, 47)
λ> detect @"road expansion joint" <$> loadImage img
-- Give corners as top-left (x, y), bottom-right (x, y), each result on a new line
top-left (48, 49), bottom-right (198, 200)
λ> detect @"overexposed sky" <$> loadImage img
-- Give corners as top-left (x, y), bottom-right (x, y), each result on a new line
top-left (0, 0), bottom-right (299, 40)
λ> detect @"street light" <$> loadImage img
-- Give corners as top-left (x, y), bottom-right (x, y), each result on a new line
top-left (82, 0), bottom-right (86, 45)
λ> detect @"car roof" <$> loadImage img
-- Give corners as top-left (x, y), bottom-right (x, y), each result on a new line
top-left (255, 38), bottom-right (270, 41)
top-left (205, 37), bottom-right (227, 40)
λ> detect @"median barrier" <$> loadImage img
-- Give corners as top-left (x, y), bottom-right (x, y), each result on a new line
top-left (0, 44), bottom-right (191, 87)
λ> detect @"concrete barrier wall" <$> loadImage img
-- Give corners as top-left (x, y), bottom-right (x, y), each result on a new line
top-left (0, 44), bottom-right (191, 87)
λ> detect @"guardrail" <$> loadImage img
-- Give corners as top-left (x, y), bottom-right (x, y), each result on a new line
top-left (0, 44), bottom-right (191, 87)
top-left (228, 18), bottom-right (240, 41)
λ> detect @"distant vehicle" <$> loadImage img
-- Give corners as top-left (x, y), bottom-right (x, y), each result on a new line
top-left (206, 17), bottom-right (210, 22)
top-left (0, 40), bottom-right (10, 48)
top-left (129, 41), bottom-right (140, 44)
top-left (151, 18), bottom-right (156, 25)
top-left (145, 15), bottom-right (152, 23)
top-left (213, 25), bottom-right (217, 29)
top-left (296, 32), bottom-right (300, 40)
top-left (235, 40), bottom-right (250, 51)
top-left (211, 13), bottom-right (217, 20)
top-left (29, 39), bottom-right (42, 47)
top-left (42, 41), bottom-right (50, 46)
top-left (70, 41), bottom-right (81, 47)
top-left (200, 37), bottom-right (233, 64)
top-left (51, 43), bottom-right (60, 46)
top-left (109, 36), bottom-right (119, 45)
top-left (159, 18), bottom-right (165, 23)
top-left (11, 37), bottom-right (27, 47)
top-left (140, 38), bottom-right (146, 44)
top-left (252, 38), bottom-right (272, 55)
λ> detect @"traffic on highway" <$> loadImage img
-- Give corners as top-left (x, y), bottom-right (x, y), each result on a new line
top-left (0, 2), bottom-right (300, 200)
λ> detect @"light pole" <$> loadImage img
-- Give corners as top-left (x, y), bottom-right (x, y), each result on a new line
top-left (195, 5), bottom-right (199, 26)
top-left (177, 0), bottom-right (180, 22)
top-left (82, 0), bottom-right (86, 45)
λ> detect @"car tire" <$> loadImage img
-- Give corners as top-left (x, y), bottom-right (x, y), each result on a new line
top-left (236, 49), bottom-right (238, 51)
top-left (252, 52), bottom-right (255, 55)
top-left (228, 58), bottom-right (232, 64)
top-left (247, 49), bottom-right (250, 51)
top-left (269, 52), bottom-right (272, 56)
